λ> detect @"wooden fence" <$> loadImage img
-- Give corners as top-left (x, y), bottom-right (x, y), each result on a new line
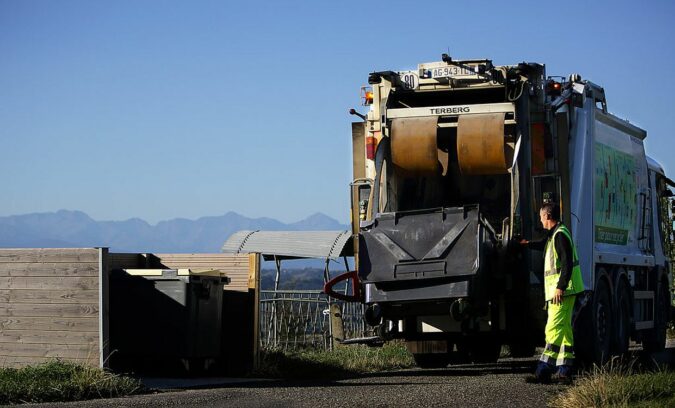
top-left (0, 249), bottom-right (259, 373)
top-left (0, 248), bottom-right (108, 368)
top-left (108, 252), bottom-right (259, 374)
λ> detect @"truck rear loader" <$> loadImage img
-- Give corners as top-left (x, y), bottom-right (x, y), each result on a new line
top-left (326, 54), bottom-right (675, 367)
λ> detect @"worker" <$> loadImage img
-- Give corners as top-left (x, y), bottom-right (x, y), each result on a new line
top-left (520, 202), bottom-right (584, 383)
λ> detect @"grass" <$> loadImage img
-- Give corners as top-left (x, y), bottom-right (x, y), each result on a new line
top-left (0, 360), bottom-right (143, 405)
top-left (252, 342), bottom-right (415, 379)
top-left (549, 359), bottom-right (675, 408)
top-left (668, 319), bottom-right (675, 339)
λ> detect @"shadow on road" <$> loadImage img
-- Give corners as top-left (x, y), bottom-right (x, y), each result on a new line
top-left (190, 358), bottom-right (539, 390)
top-left (386, 358), bottom-right (536, 378)
top-left (142, 342), bottom-right (675, 391)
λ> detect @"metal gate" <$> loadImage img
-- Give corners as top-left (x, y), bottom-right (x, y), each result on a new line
top-left (259, 290), bottom-right (370, 351)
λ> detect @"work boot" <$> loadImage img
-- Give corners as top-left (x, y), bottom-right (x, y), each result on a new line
top-left (552, 365), bottom-right (574, 384)
top-left (528, 361), bottom-right (553, 383)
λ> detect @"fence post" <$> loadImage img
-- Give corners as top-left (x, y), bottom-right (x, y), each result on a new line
top-left (272, 256), bottom-right (281, 349)
top-left (329, 303), bottom-right (345, 348)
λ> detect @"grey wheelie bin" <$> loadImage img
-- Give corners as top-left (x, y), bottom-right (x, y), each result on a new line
top-left (109, 268), bottom-right (229, 374)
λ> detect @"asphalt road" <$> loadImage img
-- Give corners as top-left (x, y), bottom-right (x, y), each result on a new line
top-left (26, 340), bottom-right (675, 408)
top-left (29, 358), bottom-right (566, 408)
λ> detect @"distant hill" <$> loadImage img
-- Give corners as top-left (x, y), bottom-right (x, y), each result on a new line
top-left (260, 268), bottom-right (327, 291)
top-left (0, 210), bottom-right (348, 253)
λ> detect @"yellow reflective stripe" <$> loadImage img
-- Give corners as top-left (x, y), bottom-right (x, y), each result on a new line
top-left (545, 261), bottom-right (580, 277)
top-left (544, 343), bottom-right (575, 354)
top-left (544, 237), bottom-right (556, 274)
top-left (545, 343), bottom-right (560, 352)
top-left (540, 354), bottom-right (555, 364)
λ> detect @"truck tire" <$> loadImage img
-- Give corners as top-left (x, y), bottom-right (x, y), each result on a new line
top-left (447, 345), bottom-right (472, 365)
top-left (613, 279), bottom-right (632, 356)
top-left (472, 338), bottom-right (502, 363)
top-left (457, 337), bottom-right (501, 364)
top-left (591, 279), bottom-right (612, 364)
top-left (412, 353), bottom-right (450, 369)
top-left (507, 341), bottom-right (536, 358)
top-left (642, 279), bottom-right (669, 353)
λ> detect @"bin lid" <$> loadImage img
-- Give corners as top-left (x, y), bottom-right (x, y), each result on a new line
top-left (123, 268), bottom-right (226, 278)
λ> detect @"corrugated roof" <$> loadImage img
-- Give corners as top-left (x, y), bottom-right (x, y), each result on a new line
top-left (221, 230), bottom-right (353, 260)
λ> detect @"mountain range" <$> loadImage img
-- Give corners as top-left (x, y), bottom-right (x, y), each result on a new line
top-left (0, 210), bottom-right (348, 253)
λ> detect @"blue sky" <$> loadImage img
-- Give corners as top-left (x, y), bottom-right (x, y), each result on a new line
top-left (1, 0), bottom-right (674, 224)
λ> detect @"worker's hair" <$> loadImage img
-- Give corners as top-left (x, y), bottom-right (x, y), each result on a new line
top-left (540, 202), bottom-right (560, 221)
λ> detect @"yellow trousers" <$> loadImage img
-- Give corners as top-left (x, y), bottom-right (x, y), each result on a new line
top-left (539, 295), bottom-right (575, 366)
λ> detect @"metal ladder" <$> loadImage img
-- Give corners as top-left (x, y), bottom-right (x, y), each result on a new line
top-left (638, 188), bottom-right (653, 252)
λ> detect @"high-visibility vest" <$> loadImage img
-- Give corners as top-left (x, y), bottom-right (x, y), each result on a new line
top-left (544, 224), bottom-right (584, 301)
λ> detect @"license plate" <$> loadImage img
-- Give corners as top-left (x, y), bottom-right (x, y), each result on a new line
top-left (429, 65), bottom-right (477, 79)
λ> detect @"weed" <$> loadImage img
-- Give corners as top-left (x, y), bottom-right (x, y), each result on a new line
top-left (667, 319), bottom-right (675, 339)
top-left (253, 342), bottom-right (415, 379)
top-left (549, 357), bottom-right (675, 408)
top-left (0, 360), bottom-right (143, 404)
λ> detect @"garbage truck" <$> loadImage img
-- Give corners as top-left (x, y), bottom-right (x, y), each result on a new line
top-left (325, 54), bottom-right (674, 367)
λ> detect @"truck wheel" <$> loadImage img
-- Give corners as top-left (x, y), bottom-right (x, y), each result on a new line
top-left (458, 337), bottom-right (501, 364)
top-left (613, 280), bottom-right (632, 355)
top-left (473, 339), bottom-right (502, 363)
top-left (643, 279), bottom-right (668, 353)
top-left (447, 343), bottom-right (472, 365)
top-left (412, 353), bottom-right (450, 369)
top-left (508, 341), bottom-right (536, 358)
top-left (591, 279), bottom-right (612, 364)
